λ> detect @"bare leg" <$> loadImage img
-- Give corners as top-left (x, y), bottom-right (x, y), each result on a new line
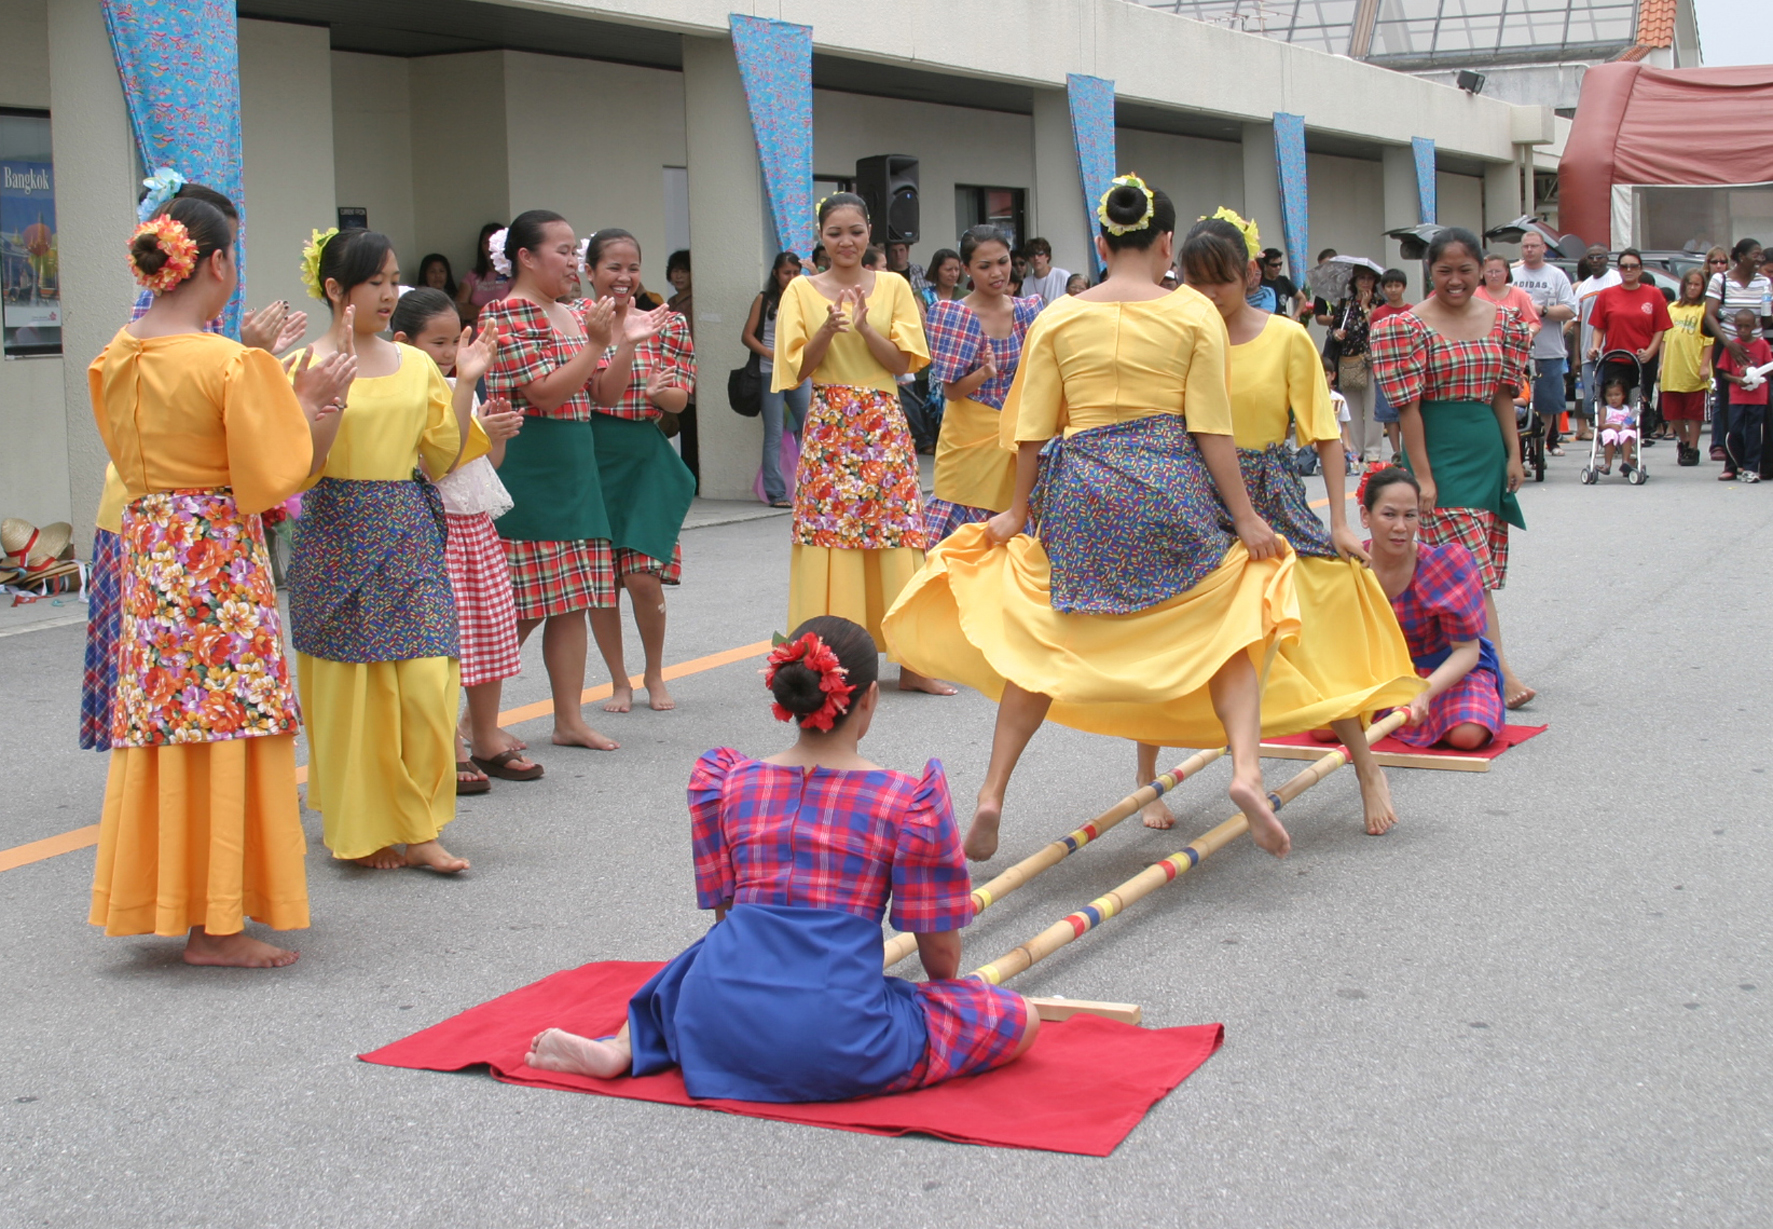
top-left (621, 572), bottom-right (675, 710)
top-left (1329, 716), bottom-right (1397, 836)
top-left (1010, 1001), bottom-right (1042, 1060)
top-left (519, 613), bottom-right (618, 748)
top-left (1485, 591), bottom-right (1533, 710)
top-left (590, 601), bottom-right (634, 714)
top-left (898, 666), bottom-right (958, 696)
top-left (526, 1023), bottom-right (633, 1079)
top-left (968, 682), bottom-right (1052, 861)
top-left (465, 680), bottom-right (537, 769)
top-left (1133, 741), bottom-right (1176, 830)
top-left (404, 839), bottom-right (470, 873)
top-left (1207, 652), bottom-right (1289, 858)
top-left (183, 926), bottom-right (299, 969)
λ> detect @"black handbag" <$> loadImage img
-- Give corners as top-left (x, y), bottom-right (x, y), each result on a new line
top-left (726, 305), bottom-right (766, 418)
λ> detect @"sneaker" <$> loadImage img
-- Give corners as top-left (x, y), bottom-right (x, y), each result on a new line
top-left (1745, 472), bottom-right (1762, 484)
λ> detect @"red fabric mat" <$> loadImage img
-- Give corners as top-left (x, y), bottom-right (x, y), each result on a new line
top-left (360, 960), bottom-right (1223, 1156)
top-left (1264, 722), bottom-right (1548, 760)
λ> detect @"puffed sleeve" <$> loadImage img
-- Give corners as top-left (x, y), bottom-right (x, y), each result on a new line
top-left (482, 302), bottom-right (550, 402)
top-left (1430, 545), bottom-right (1489, 642)
top-left (1003, 312), bottom-right (1067, 445)
top-left (222, 347), bottom-right (316, 514)
top-left (665, 311), bottom-right (696, 391)
top-left (888, 762), bottom-right (975, 935)
top-left (1495, 308), bottom-right (1533, 392)
top-left (925, 301), bottom-right (984, 385)
top-left (886, 276), bottom-right (929, 375)
top-left (454, 415), bottom-right (492, 469)
top-left (1181, 304), bottom-right (1234, 436)
top-left (1286, 324), bottom-right (1340, 445)
top-left (416, 358), bottom-right (463, 480)
top-left (1371, 313), bottom-right (1428, 408)
top-left (771, 279), bottom-right (811, 393)
top-left (688, 748), bottom-right (745, 910)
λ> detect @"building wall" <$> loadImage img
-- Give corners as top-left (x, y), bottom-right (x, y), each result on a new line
top-left (409, 52), bottom-right (509, 282)
top-left (1437, 170), bottom-right (1485, 235)
top-left (1305, 153), bottom-right (1388, 268)
top-left (331, 52), bottom-right (415, 271)
top-left (1115, 129), bottom-right (1246, 237)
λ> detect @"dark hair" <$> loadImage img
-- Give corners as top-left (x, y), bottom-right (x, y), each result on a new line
top-left (1731, 237), bottom-right (1762, 262)
top-left (1618, 247), bottom-right (1643, 265)
top-left (811, 244), bottom-right (827, 263)
top-left (140, 182), bottom-right (239, 223)
top-left (1261, 247), bottom-right (1283, 263)
top-left (1180, 217), bottom-right (1249, 286)
top-left (1381, 267), bottom-right (1408, 285)
top-left (131, 195), bottom-right (234, 289)
top-left (864, 244), bottom-right (886, 266)
top-left (1026, 236), bottom-right (1053, 259)
top-left (390, 286), bottom-right (458, 339)
top-left (770, 616), bottom-right (878, 731)
top-left (1099, 183), bottom-right (1176, 253)
top-left (761, 250), bottom-right (800, 318)
top-left (1426, 227), bottom-right (1483, 267)
top-left (1574, 256), bottom-right (1593, 281)
top-left (928, 248), bottom-right (962, 280)
top-left (318, 228), bottom-right (394, 310)
top-left (473, 221), bottom-right (505, 278)
top-left (818, 192), bottom-right (869, 228)
top-left (666, 248), bottom-right (691, 278)
top-left (505, 210), bottom-right (566, 271)
top-left (417, 252), bottom-right (456, 298)
top-left (1602, 377), bottom-right (1630, 395)
top-left (960, 224), bottom-right (1010, 265)
top-left (587, 227), bottom-right (641, 267)
top-left (1317, 248), bottom-right (1338, 262)
top-left (1361, 465), bottom-right (1421, 510)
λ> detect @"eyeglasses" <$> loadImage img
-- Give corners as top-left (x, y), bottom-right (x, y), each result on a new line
top-left (1618, 262), bottom-right (1642, 271)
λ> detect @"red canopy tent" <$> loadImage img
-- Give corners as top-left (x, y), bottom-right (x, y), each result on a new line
top-left (1560, 60), bottom-right (1773, 249)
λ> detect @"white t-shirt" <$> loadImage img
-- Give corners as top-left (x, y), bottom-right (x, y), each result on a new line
top-left (1706, 270), bottom-right (1772, 342)
top-left (1576, 269), bottom-right (1622, 358)
top-left (1511, 261), bottom-right (1578, 361)
top-left (1330, 390), bottom-right (1350, 423)
top-left (1022, 267), bottom-right (1071, 306)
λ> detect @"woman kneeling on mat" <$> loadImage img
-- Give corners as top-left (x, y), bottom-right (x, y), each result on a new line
top-left (1362, 468), bottom-right (1504, 751)
top-left (525, 616), bottom-right (1037, 1101)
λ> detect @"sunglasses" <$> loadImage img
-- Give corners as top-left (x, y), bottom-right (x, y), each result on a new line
top-left (1619, 262), bottom-right (1643, 270)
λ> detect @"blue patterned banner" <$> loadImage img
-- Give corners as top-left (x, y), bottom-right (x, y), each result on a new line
top-left (1412, 136), bottom-right (1437, 223)
top-left (1272, 113), bottom-right (1309, 287)
top-left (730, 15), bottom-right (815, 262)
top-left (1066, 74), bottom-right (1116, 279)
top-left (101, 0), bottom-right (246, 338)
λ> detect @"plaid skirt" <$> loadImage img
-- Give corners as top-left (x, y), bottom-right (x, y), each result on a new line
top-left (884, 977), bottom-right (1031, 1093)
top-left (615, 543), bottom-right (683, 586)
top-left (922, 497), bottom-right (993, 545)
top-left (504, 537), bottom-right (617, 619)
top-left (79, 527), bottom-right (124, 751)
top-left (1391, 663), bottom-right (1506, 748)
top-left (445, 512), bottom-right (521, 687)
top-left (1422, 506), bottom-right (1510, 590)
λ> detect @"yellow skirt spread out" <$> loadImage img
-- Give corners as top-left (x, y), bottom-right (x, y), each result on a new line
top-left (90, 734), bottom-right (310, 937)
top-left (297, 653), bottom-right (459, 860)
top-left (788, 545), bottom-right (926, 646)
top-left (882, 524), bottom-right (1301, 746)
top-left (933, 396), bottom-right (1017, 512)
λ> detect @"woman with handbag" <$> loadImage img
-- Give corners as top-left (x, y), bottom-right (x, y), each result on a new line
top-left (1330, 267), bottom-right (1381, 460)
top-left (741, 252), bottom-right (810, 508)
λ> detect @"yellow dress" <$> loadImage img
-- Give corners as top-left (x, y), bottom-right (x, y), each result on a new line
top-left (87, 331), bottom-right (314, 936)
top-left (1225, 316), bottom-right (1424, 733)
top-left (292, 344), bottom-right (465, 860)
top-left (882, 290), bottom-right (1301, 745)
top-left (772, 274), bottom-right (930, 642)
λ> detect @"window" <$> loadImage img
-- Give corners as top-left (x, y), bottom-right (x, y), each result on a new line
top-left (1, 109), bottom-right (58, 358)
top-left (954, 186), bottom-right (1027, 252)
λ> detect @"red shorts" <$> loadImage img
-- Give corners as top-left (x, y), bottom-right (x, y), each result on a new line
top-left (1660, 389), bottom-right (1707, 420)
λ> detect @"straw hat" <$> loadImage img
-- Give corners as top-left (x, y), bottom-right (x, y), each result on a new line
top-left (2, 517), bottom-right (74, 568)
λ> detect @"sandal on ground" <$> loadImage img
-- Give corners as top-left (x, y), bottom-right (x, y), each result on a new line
top-left (470, 749), bottom-right (545, 781)
top-left (1547, 445), bottom-right (1565, 456)
top-left (456, 761), bottom-right (491, 795)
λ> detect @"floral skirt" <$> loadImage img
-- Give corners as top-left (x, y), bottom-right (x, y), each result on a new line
top-left (112, 490), bottom-right (299, 748)
top-left (80, 527), bottom-right (124, 751)
top-left (792, 384), bottom-right (928, 551)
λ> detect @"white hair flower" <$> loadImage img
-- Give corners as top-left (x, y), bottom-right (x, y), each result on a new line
top-left (488, 227), bottom-right (512, 278)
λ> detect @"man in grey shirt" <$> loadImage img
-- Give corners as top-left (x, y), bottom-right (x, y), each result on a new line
top-left (1511, 231), bottom-right (1578, 453)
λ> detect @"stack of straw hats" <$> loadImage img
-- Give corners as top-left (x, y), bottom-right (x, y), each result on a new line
top-left (1, 518), bottom-right (82, 591)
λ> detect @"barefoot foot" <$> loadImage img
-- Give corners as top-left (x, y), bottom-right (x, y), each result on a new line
top-left (897, 669), bottom-right (958, 696)
top-left (1357, 766), bottom-right (1398, 836)
top-left (404, 840), bottom-right (469, 874)
top-left (643, 676), bottom-right (676, 711)
top-left (964, 799), bottom-right (1002, 861)
top-left (553, 720), bottom-right (619, 750)
top-left (603, 686), bottom-right (633, 714)
top-left (1229, 776), bottom-right (1290, 858)
top-left (525, 1028), bottom-right (629, 1079)
top-left (1140, 797), bottom-right (1176, 830)
top-left (183, 928), bottom-right (299, 968)
top-left (350, 846), bottom-right (405, 870)
top-left (1504, 683), bottom-right (1535, 710)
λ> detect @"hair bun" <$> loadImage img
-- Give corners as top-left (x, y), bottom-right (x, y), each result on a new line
top-left (768, 659), bottom-right (827, 716)
top-left (130, 232), bottom-right (169, 278)
top-left (1104, 185), bottom-right (1149, 227)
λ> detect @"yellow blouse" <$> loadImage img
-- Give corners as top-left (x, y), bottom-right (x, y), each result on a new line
top-left (88, 330), bottom-right (314, 515)
top-left (771, 273), bottom-right (929, 394)
top-left (297, 342), bottom-right (463, 485)
top-left (1229, 315), bottom-right (1340, 449)
top-left (1003, 288), bottom-right (1235, 444)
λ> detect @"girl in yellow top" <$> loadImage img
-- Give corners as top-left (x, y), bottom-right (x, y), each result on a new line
top-left (288, 229), bottom-right (491, 873)
top-left (1135, 214), bottom-right (1423, 837)
top-left (89, 194), bottom-right (354, 968)
top-left (883, 179), bottom-right (1300, 862)
top-left (771, 193), bottom-right (951, 695)
top-left (1660, 269), bottom-right (1715, 464)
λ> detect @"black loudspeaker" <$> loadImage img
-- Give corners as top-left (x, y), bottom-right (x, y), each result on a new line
top-left (855, 155), bottom-right (919, 245)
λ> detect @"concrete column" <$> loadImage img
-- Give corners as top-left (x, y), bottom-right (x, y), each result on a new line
top-left (680, 34), bottom-right (768, 501)
top-left (1030, 88), bottom-right (1090, 278)
top-left (1382, 144), bottom-right (1423, 301)
top-left (412, 52), bottom-right (508, 278)
top-left (47, 0), bottom-right (139, 553)
top-left (1483, 157), bottom-right (1523, 236)
top-left (1240, 122), bottom-right (1284, 276)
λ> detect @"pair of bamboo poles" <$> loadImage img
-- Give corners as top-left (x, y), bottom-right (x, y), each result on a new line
top-left (883, 710), bottom-right (1410, 999)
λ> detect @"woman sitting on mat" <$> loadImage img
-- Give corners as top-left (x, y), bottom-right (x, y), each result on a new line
top-left (524, 616), bottom-right (1037, 1101)
top-left (1361, 467), bottom-right (1503, 752)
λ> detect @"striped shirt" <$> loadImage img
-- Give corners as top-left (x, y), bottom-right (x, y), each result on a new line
top-left (1706, 271), bottom-right (1771, 342)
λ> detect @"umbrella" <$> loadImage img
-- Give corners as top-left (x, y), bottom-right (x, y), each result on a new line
top-left (1308, 255), bottom-right (1387, 304)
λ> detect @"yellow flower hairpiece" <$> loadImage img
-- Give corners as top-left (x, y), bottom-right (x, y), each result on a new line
top-left (815, 196), bottom-right (829, 220)
top-left (1096, 174), bottom-right (1156, 237)
top-left (299, 227), bottom-right (340, 301)
top-left (1200, 206), bottom-right (1261, 258)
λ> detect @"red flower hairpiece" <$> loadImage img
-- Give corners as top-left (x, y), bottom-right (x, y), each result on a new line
top-left (765, 632), bottom-right (854, 732)
top-left (1353, 460), bottom-right (1391, 507)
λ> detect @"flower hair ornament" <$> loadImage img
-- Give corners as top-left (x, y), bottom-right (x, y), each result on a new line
top-left (1096, 173), bottom-right (1156, 237)
top-left (575, 236), bottom-right (590, 276)
top-left (299, 227), bottom-right (340, 300)
top-left (1200, 206), bottom-right (1262, 259)
top-left (1352, 460), bottom-right (1392, 506)
top-left (127, 216), bottom-right (199, 294)
top-left (136, 166), bottom-right (186, 224)
top-left (487, 228), bottom-right (513, 278)
top-left (765, 632), bottom-right (855, 732)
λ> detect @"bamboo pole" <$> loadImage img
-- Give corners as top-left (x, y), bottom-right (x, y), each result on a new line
top-left (882, 744), bottom-right (1228, 968)
top-left (969, 711), bottom-right (1410, 986)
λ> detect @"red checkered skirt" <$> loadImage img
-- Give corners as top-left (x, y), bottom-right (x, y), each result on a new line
top-left (1390, 664), bottom-right (1505, 748)
top-left (502, 536), bottom-right (617, 619)
top-left (615, 542), bottom-right (683, 585)
top-left (884, 977), bottom-right (1031, 1092)
top-left (445, 513), bottom-right (522, 687)
top-left (1421, 506), bottom-right (1509, 590)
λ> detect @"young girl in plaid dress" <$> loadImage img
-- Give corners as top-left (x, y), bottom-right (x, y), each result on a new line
top-left (524, 616), bottom-right (1037, 1100)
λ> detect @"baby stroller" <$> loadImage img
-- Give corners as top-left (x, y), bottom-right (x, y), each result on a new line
top-left (1580, 349), bottom-right (1649, 486)
top-left (1516, 361), bottom-right (1547, 483)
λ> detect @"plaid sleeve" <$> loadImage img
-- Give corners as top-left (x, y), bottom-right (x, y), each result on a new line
top-left (888, 761), bottom-right (975, 934)
top-left (482, 301), bottom-right (554, 400)
top-left (1426, 545), bottom-right (1488, 642)
top-left (1371, 313), bottom-right (1428, 408)
top-left (926, 301), bottom-right (983, 384)
top-left (688, 748), bottom-right (744, 910)
top-left (1496, 307), bottom-right (1533, 389)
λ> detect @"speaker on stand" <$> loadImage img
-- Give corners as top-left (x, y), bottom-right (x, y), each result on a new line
top-left (854, 155), bottom-right (920, 245)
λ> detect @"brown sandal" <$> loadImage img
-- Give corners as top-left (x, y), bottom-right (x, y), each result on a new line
top-left (456, 761), bottom-right (491, 795)
top-left (470, 749), bottom-right (544, 781)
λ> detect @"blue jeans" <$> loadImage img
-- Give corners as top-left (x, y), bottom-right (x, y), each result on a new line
top-left (760, 380), bottom-right (809, 502)
top-left (1532, 357), bottom-right (1566, 445)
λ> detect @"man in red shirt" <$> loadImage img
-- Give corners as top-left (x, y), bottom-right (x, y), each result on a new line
top-left (1587, 248), bottom-right (1673, 412)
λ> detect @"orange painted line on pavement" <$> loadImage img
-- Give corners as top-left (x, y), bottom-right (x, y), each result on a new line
top-left (3, 640), bottom-right (774, 873)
